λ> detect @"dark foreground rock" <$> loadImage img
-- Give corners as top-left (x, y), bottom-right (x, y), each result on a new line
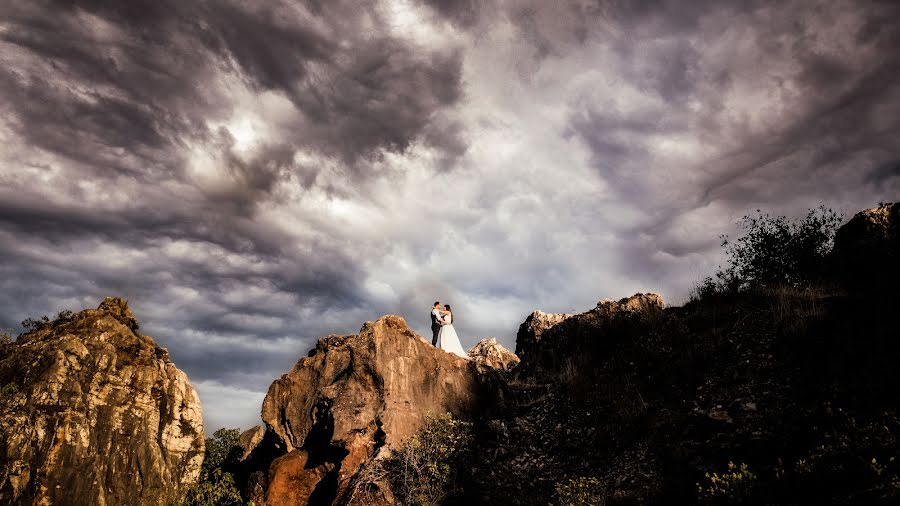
top-left (830, 201), bottom-right (899, 292)
top-left (0, 297), bottom-right (204, 506)
top-left (515, 310), bottom-right (572, 358)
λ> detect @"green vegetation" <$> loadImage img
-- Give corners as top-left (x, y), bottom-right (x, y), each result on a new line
top-left (362, 413), bottom-right (474, 506)
top-left (869, 457), bottom-right (900, 494)
top-left (694, 206), bottom-right (842, 298)
top-left (181, 428), bottom-right (245, 506)
top-left (182, 469), bottom-right (242, 506)
top-left (696, 462), bottom-right (756, 503)
top-left (1, 382), bottom-right (19, 397)
top-left (555, 476), bottom-right (605, 505)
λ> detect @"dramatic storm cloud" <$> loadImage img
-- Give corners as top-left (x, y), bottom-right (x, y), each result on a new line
top-left (2, 0), bottom-right (898, 431)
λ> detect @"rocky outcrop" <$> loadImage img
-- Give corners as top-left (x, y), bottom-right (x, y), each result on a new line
top-left (257, 315), bottom-right (502, 505)
top-left (239, 425), bottom-right (266, 461)
top-left (468, 338), bottom-right (520, 371)
top-left (0, 297), bottom-right (204, 506)
top-left (515, 293), bottom-right (664, 381)
top-left (830, 201), bottom-right (899, 292)
top-left (515, 310), bottom-right (572, 358)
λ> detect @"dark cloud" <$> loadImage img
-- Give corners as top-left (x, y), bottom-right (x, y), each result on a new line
top-left (422, 0), bottom-right (484, 28)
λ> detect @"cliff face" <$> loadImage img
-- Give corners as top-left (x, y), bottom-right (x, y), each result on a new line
top-left (515, 310), bottom-right (572, 358)
top-left (515, 293), bottom-right (665, 381)
top-left (0, 298), bottom-right (204, 506)
top-left (463, 206), bottom-right (900, 504)
top-left (256, 315), bottom-right (502, 505)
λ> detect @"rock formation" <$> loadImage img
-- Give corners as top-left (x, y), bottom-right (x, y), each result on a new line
top-left (515, 310), bottom-right (572, 358)
top-left (0, 297), bottom-right (204, 506)
top-left (467, 338), bottom-right (520, 371)
top-left (515, 293), bottom-right (664, 381)
top-left (256, 315), bottom-right (502, 505)
top-left (830, 201), bottom-right (899, 292)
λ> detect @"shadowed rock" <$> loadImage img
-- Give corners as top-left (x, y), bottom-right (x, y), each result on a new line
top-left (0, 297), bottom-right (204, 506)
top-left (830, 201), bottom-right (899, 293)
top-left (257, 315), bottom-right (502, 505)
top-left (515, 310), bottom-right (573, 358)
top-left (515, 293), bottom-right (665, 381)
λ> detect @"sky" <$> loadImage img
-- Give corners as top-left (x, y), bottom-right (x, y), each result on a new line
top-left (1, 0), bottom-right (898, 432)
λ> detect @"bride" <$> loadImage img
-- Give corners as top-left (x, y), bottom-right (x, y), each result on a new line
top-left (437, 305), bottom-right (468, 359)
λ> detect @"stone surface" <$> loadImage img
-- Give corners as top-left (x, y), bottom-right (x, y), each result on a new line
top-left (515, 310), bottom-right (573, 358)
top-left (515, 293), bottom-right (665, 381)
top-left (830, 201), bottom-right (899, 292)
top-left (0, 297), bottom-right (204, 506)
top-left (468, 338), bottom-right (520, 371)
top-left (258, 315), bottom-right (501, 505)
top-left (239, 425), bottom-right (266, 461)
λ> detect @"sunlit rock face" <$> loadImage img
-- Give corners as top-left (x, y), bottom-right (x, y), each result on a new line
top-left (468, 338), bottom-right (520, 371)
top-left (257, 315), bottom-right (502, 506)
top-left (0, 297), bottom-right (204, 506)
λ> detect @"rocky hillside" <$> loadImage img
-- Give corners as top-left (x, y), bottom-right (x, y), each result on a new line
top-left (462, 204), bottom-right (900, 505)
top-left (0, 298), bottom-right (204, 506)
top-left (1, 204), bottom-right (893, 505)
top-left (242, 315), bottom-right (508, 505)
top-left (233, 202), bottom-right (900, 505)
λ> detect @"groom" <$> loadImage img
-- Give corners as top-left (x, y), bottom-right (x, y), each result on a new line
top-left (430, 301), bottom-right (444, 346)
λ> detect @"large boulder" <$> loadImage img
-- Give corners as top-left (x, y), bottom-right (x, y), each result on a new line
top-left (515, 310), bottom-right (573, 358)
top-left (468, 338), bottom-right (520, 371)
top-left (258, 315), bottom-right (501, 505)
top-left (830, 201), bottom-right (899, 292)
top-left (514, 293), bottom-right (665, 381)
top-left (0, 297), bottom-right (204, 506)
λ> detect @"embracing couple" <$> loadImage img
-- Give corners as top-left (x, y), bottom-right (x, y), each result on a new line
top-left (430, 302), bottom-right (468, 359)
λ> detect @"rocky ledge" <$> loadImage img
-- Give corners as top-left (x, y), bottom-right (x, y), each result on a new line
top-left (0, 297), bottom-right (204, 506)
top-left (468, 338), bottom-right (520, 371)
top-left (247, 315), bottom-right (506, 505)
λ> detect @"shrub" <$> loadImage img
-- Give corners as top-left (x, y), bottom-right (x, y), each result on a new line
top-left (381, 413), bottom-right (474, 505)
top-left (19, 309), bottom-right (74, 333)
top-left (695, 206), bottom-right (842, 297)
top-left (181, 428), bottom-right (245, 506)
top-left (555, 476), bottom-right (605, 505)
top-left (201, 428), bottom-right (243, 476)
top-left (21, 315), bottom-right (50, 332)
top-left (182, 469), bottom-right (243, 506)
top-left (1, 383), bottom-right (19, 397)
top-left (697, 461), bottom-right (755, 503)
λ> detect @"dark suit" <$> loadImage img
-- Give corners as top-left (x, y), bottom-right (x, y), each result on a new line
top-left (430, 308), bottom-right (442, 346)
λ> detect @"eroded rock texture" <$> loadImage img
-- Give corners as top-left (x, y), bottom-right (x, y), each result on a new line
top-left (468, 338), bottom-right (520, 371)
top-left (0, 297), bottom-right (204, 506)
top-left (515, 293), bottom-right (665, 381)
top-left (515, 310), bottom-right (572, 358)
top-left (258, 315), bottom-right (500, 505)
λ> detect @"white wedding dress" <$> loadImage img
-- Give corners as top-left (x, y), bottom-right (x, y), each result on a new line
top-left (437, 313), bottom-right (468, 359)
